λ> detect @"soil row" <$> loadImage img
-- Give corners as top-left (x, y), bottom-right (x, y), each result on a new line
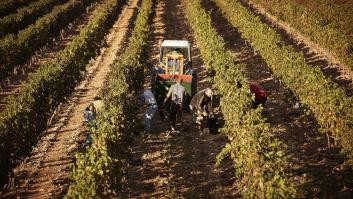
top-left (240, 0), bottom-right (353, 96)
top-left (203, 0), bottom-right (353, 197)
top-left (124, 0), bottom-right (237, 198)
top-left (0, 0), bottom-right (140, 197)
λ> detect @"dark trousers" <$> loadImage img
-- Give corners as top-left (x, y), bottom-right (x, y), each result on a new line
top-left (170, 102), bottom-right (182, 128)
top-left (253, 97), bottom-right (267, 109)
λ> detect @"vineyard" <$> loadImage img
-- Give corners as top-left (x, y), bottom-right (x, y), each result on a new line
top-left (0, 0), bottom-right (352, 198)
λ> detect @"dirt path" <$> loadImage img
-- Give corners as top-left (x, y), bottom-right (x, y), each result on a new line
top-left (0, 0), bottom-right (100, 111)
top-left (0, 0), bottom-right (140, 198)
top-left (202, 0), bottom-right (353, 198)
top-left (124, 0), bottom-right (237, 198)
top-left (238, 0), bottom-right (353, 96)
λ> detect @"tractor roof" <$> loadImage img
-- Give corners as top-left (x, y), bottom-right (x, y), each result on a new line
top-left (161, 40), bottom-right (190, 48)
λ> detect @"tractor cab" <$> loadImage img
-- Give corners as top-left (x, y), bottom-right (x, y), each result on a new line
top-left (159, 40), bottom-right (192, 74)
top-left (153, 40), bottom-right (196, 108)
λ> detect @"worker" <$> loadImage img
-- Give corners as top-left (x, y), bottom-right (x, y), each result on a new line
top-left (82, 95), bottom-right (103, 145)
top-left (139, 89), bottom-right (158, 133)
top-left (249, 82), bottom-right (267, 108)
top-left (82, 107), bottom-right (95, 123)
top-left (189, 88), bottom-right (213, 130)
top-left (83, 95), bottom-right (103, 123)
top-left (163, 76), bottom-right (186, 131)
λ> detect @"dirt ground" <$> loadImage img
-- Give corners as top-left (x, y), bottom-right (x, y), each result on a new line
top-left (202, 0), bottom-right (353, 198)
top-left (0, 0), bottom-right (139, 197)
top-left (124, 0), bottom-right (238, 198)
top-left (1, 0), bottom-right (351, 198)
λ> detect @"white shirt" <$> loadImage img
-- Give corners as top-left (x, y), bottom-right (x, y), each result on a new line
top-left (169, 83), bottom-right (185, 104)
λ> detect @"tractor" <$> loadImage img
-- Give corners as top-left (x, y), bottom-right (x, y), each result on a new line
top-left (152, 40), bottom-right (223, 134)
top-left (152, 40), bottom-right (197, 109)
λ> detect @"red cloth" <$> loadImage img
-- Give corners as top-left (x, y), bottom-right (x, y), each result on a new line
top-left (250, 83), bottom-right (267, 100)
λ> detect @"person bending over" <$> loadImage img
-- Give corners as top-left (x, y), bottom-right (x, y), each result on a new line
top-left (189, 88), bottom-right (213, 130)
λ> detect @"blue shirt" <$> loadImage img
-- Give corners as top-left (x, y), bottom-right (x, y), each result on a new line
top-left (140, 89), bottom-right (157, 105)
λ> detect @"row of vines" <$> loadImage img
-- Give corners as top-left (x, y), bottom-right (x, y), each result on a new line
top-left (0, 0), bottom-right (95, 81)
top-left (184, 0), bottom-right (296, 198)
top-left (0, 0), bottom-right (69, 37)
top-left (0, 0), bottom-right (33, 18)
top-left (65, 0), bottom-right (153, 197)
top-left (213, 0), bottom-right (353, 167)
top-left (0, 0), bottom-right (125, 186)
top-left (245, 0), bottom-right (353, 73)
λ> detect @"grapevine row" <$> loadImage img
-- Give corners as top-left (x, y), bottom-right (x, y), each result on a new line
top-left (213, 0), bottom-right (353, 166)
top-left (183, 0), bottom-right (296, 198)
top-left (0, 0), bottom-right (34, 18)
top-left (65, 0), bottom-right (153, 197)
top-left (245, 0), bottom-right (353, 74)
top-left (0, 0), bottom-right (69, 38)
top-left (0, 0), bottom-right (95, 82)
top-left (0, 0), bottom-right (125, 186)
